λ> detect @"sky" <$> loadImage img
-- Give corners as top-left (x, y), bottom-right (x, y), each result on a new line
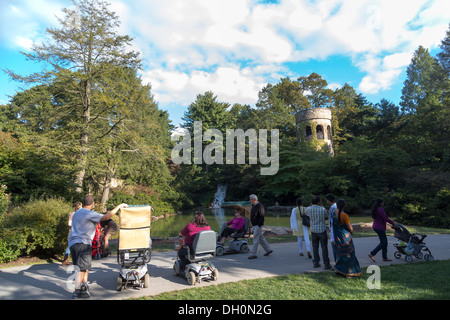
top-left (0, 0), bottom-right (449, 127)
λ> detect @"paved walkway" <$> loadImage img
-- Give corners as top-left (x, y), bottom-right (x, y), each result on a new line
top-left (1, 234), bottom-right (449, 300)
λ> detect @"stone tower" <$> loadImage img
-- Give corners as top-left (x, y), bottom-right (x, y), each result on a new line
top-left (295, 107), bottom-right (334, 156)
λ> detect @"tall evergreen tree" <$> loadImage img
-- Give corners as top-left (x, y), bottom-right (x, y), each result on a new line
top-left (437, 23), bottom-right (450, 76)
top-left (4, 0), bottom-right (141, 193)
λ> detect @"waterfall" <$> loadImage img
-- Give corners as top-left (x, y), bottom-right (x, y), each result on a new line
top-left (211, 184), bottom-right (227, 226)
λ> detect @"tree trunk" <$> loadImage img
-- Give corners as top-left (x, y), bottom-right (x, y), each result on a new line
top-left (101, 147), bottom-right (117, 208)
top-left (74, 80), bottom-right (91, 193)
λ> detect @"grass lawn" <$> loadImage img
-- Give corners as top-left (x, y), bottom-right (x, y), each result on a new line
top-left (139, 224), bottom-right (450, 301)
top-left (137, 260), bottom-right (450, 300)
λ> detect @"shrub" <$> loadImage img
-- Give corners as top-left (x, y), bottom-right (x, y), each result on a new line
top-left (0, 236), bottom-right (21, 263)
top-left (0, 197), bottom-right (72, 257)
top-left (0, 184), bottom-right (10, 218)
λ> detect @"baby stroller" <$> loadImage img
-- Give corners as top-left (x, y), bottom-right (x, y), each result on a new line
top-left (116, 205), bottom-right (153, 291)
top-left (216, 218), bottom-right (250, 256)
top-left (393, 223), bottom-right (434, 263)
top-left (173, 230), bottom-right (219, 286)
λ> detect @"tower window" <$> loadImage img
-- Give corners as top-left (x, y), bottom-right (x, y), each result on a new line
top-left (316, 125), bottom-right (324, 140)
top-left (305, 126), bottom-right (312, 141)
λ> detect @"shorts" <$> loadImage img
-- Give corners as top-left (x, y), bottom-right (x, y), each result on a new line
top-left (70, 243), bottom-right (92, 271)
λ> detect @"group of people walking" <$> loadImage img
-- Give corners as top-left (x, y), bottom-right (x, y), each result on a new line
top-left (290, 194), bottom-right (398, 278)
top-left (66, 192), bottom-right (397, 298)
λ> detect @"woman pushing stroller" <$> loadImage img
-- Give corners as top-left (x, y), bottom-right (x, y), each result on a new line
top-left (368, 198), bottom-right (398, 262)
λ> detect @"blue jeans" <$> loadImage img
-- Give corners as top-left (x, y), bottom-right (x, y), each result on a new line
top-left (371, 228), bottom-right (388, 259)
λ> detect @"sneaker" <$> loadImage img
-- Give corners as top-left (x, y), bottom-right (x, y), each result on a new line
top-left (72, 290), bottom-right (81, 299)
top-left (80, 283), bottom-right (91, 298)
top-left (248, 255), bottom-right (258, 259)
top-left (324, 264), bottom-right (333, 270)
top-left (264, 250), bottom-right (273, 256)
top-left (313, 263), bottom-right (321, 268)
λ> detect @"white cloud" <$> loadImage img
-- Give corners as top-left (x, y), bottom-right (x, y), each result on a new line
top-left (0, 0), bottom-right (64, 50)
top-left (327, 82), bottom-right (342, 91)
top-left (1, 0), bottom-right (448, 122)
top-left (383, 52), bottom-right (413, 70)
top-left (142, 65), bottom-right (266, 108)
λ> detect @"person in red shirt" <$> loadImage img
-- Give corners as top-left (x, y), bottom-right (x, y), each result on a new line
top-left (178, 211), bottom-right (211, 269)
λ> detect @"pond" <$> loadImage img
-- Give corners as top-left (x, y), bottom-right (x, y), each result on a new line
top-left (149, 207), bottom-right (373, 239)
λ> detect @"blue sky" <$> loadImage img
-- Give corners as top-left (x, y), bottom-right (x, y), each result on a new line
top-left (1, 0), bottom-right (449, 127)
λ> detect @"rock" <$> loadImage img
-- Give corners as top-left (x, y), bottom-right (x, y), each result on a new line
top-left (262, 225), bottom-right (292, 236)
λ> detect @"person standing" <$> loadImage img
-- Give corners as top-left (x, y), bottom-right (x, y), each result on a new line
top-left (69, 195), bottom-right (127, 299)
top-left (325, 193), bottom-right (337, 262)
top-left (368, 198), bottom-right (398, 262)
top-left (331, 198), bottom-right (361, 278)
top-left (290, 197), bottom-right (311, 258)
top-left (62, 201), bottom-right (82, 266)
top-left (306, 195), bottom-right (331, 269)
top-left (248, 194), bottom-right (273, 259)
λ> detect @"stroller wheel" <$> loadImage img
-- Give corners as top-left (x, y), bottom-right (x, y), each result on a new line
top-left (424, 254), bottom-right (434, 262)
top-left (415, 252), bottom-right (423, 259)
top-left (405, 255), bottom-right (413, 263)
top-left (394, 251), bottom-right (402, 259)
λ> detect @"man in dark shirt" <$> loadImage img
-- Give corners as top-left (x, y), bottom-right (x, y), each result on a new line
top-left (248, 194), bottom-right (273, 259)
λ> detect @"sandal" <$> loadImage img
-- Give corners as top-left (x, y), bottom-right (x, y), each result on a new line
top-left (368, 254), bottom-right (376, 262)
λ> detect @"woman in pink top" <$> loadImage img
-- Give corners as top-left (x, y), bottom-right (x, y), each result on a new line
top-left (217, 209), bottom-right (245, 244)
top-left (368, 198), bottom-right (398, 262)
top-left (178, 211), bottom-right (211, 269)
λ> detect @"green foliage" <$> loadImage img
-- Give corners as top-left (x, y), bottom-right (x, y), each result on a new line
top-left (106, 186), bottom-right (179, 216)
top-left (0, 7), bottom-right (449, 266)
top-left (0, 237), bottom-right (21, 263)
top-left (0, 185), bottom-right (10, 218)
top-left (0, 198), bottom-right (72, 257)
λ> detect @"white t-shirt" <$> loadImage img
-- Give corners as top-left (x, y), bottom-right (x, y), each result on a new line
top-left (68, 208), bottom-right (102, 247)
top-left (328, 203), bottom-right (337, 228)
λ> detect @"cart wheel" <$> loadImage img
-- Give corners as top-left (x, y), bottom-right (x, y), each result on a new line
top-left (116, 276), bottom-right (123, 291)
top-left (240, 243), bottom-right (249, 254)
top-left (425, 254), bottom-right (434, 262)
top-left (144, 273), bottom-right (150, 288)
top-left (212, 268), bottom-right (219, 281)
top-left (394, 251), bottom-right (402, 259)
top-left (405, 255), bottom-right (413, 263)
top-left (173, 261), bottom-right (180, 276)
top-left (187, 271), bottom-right (196, 285)
top-left (216, 246), bottom-right (224, 256)
top-left (415, 252), bottom-right (423, 259)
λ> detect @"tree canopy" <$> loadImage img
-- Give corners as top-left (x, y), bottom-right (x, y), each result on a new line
top-left (1, 1), bottom-right (449, 228)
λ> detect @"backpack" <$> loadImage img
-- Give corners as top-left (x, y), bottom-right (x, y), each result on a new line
top-left (296, 206), bottom-right (310, 227)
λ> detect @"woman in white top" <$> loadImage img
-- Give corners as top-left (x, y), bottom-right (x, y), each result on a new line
top-left (290, 198), bottom-right (312, 258)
